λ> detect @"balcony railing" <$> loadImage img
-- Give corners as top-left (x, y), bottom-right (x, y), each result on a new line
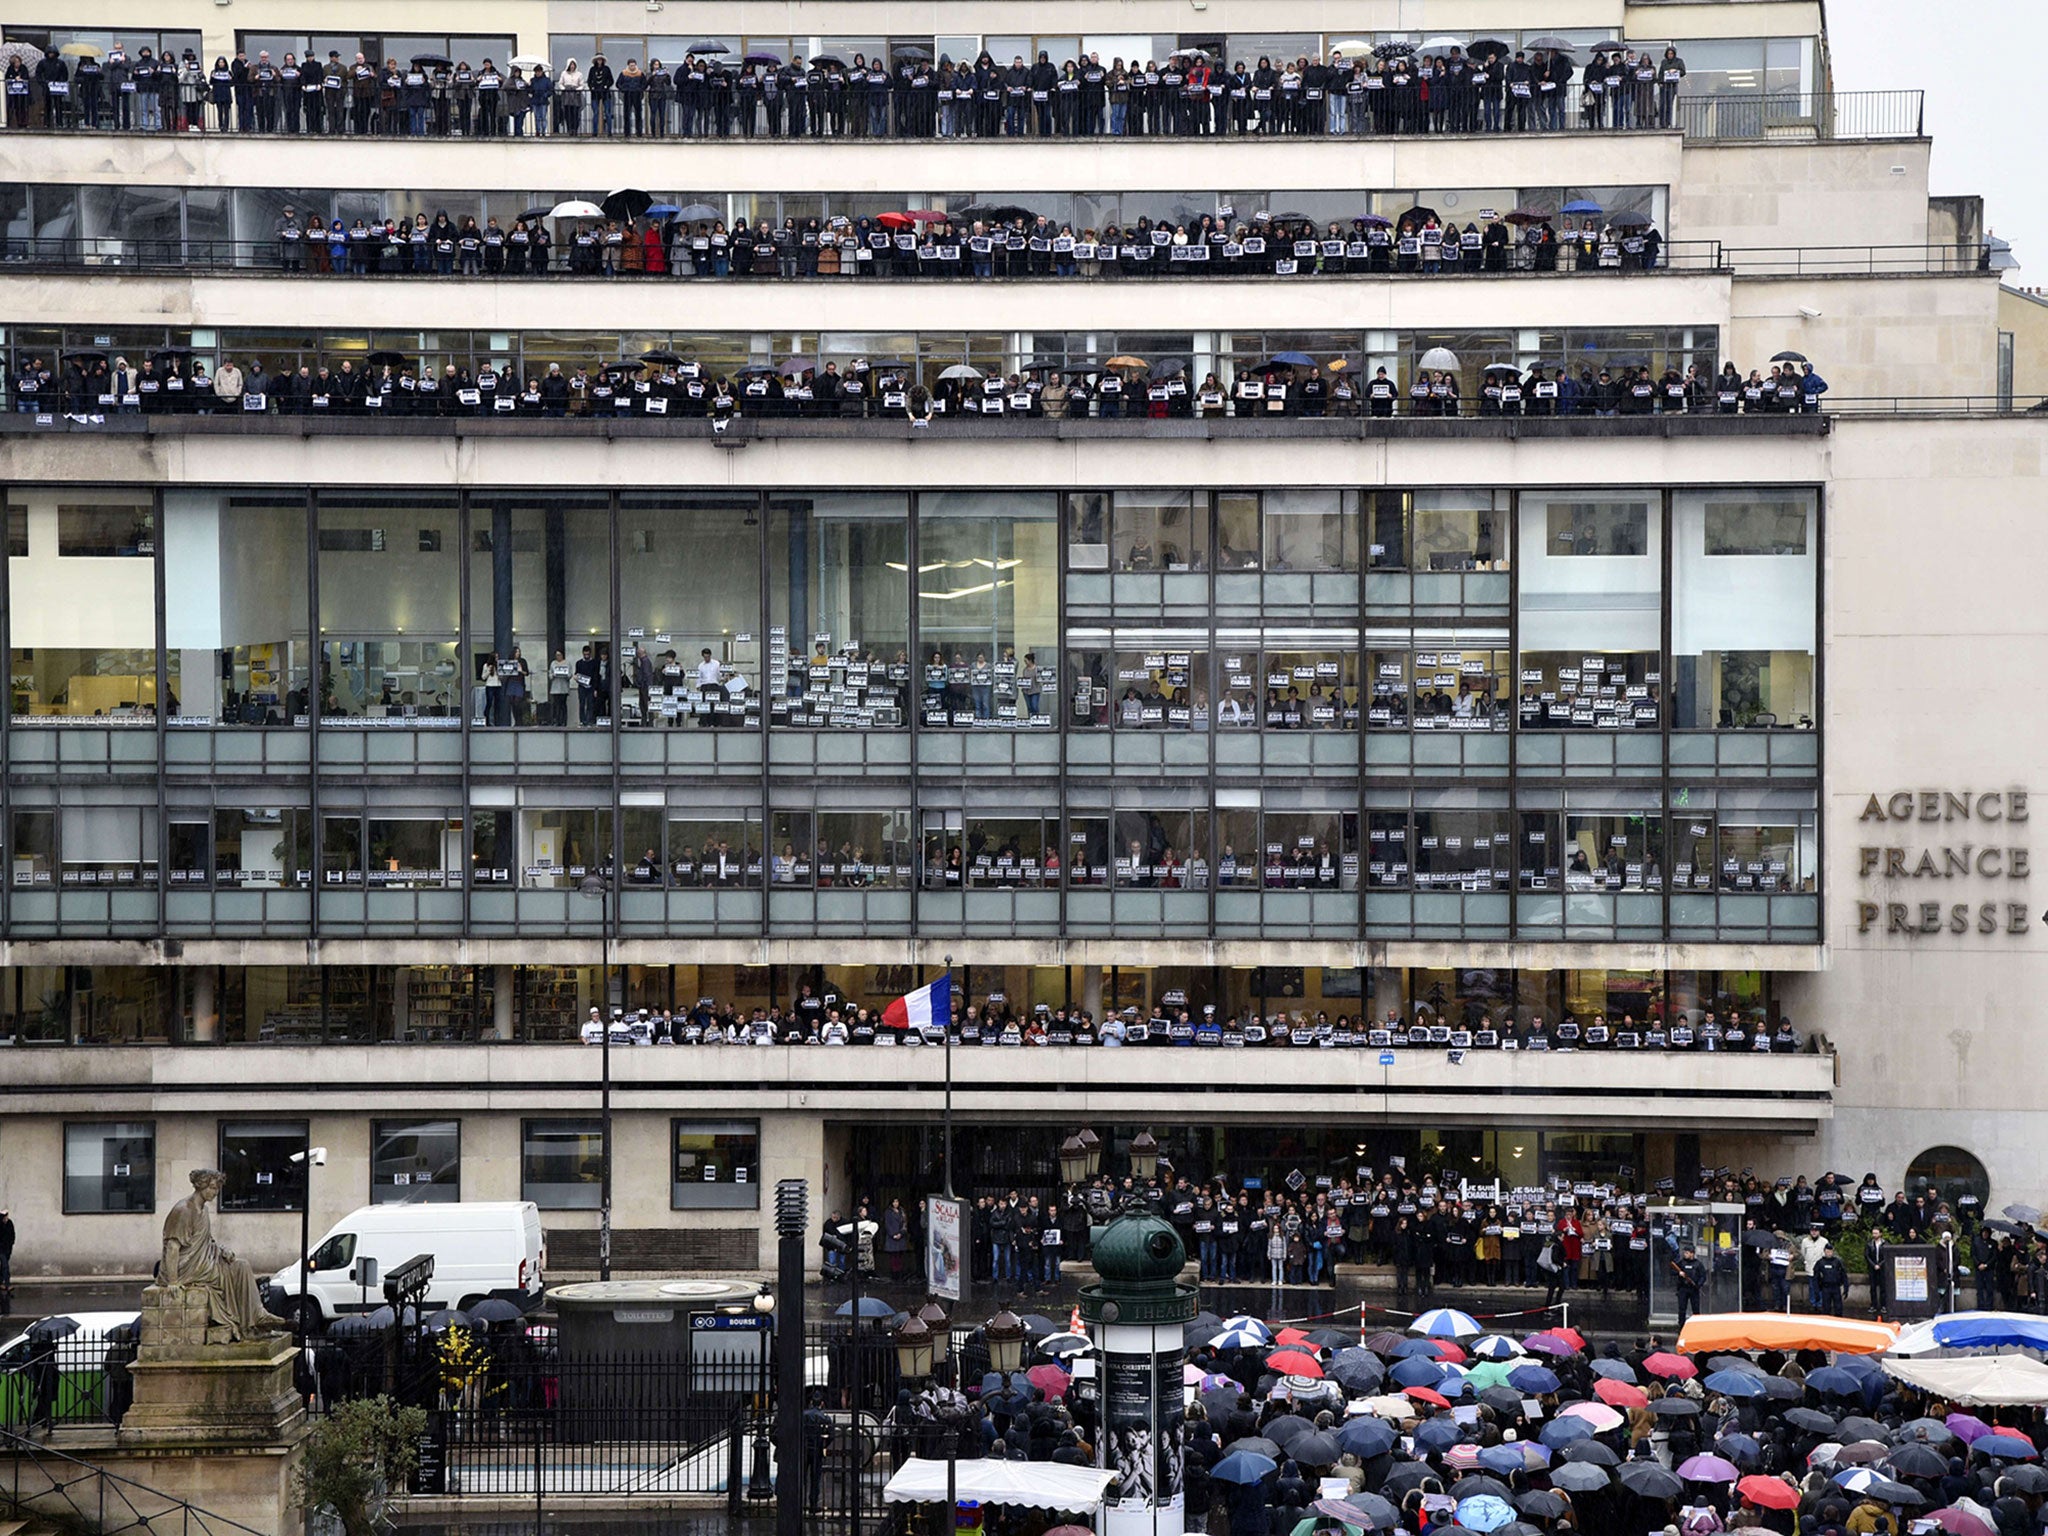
top-left (1677, 89), bottom-right (1924, 142)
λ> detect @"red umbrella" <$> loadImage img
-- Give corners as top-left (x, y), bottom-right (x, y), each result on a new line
top-left (1929, 1509), bottom-right (1997, 1536)
top-left (1738, 1476), bottom-right (1800, 1511)
top-left (1538, 1326), bottom-right (1586, 1352)
top-left (1428, 1340), bottom-right (1468, 1364)
top-left (905, 209), bottom-right (948, 224)
top-left (1595, 1379), bottom-right (1649, 1408)
top-left (1267, 1350), bottom-right (1324, 1379)
top-left (876, 212), bottom-right (915, 229)
top-left (1644, 1352), bottom-right (1698, 1379)
top-left (1276, 1327), bottom-right (1314, 1348)
top-left (1026, 1363), bottom-right (1070, 1400)
top-left (1404, 1386), bottom-right (1451, 1408)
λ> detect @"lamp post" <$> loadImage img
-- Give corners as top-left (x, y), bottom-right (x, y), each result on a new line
top-left (1129, 1129), bottom-right (1160, 1183)
top-left (748, 1289), bottom-right (776, 1499)
top-left (286, 1145), bottom-right (327, 1359)
top-left (576, 872), bottom-right (614, 1280)
top-left (942, 951), bottom-right (955, 1199)
top-left (985, 1308), bottom-right (1027, 1376)
top-left (1078, 1127), bottom-right (1103, 1179)
top-left (1059, 1135), bottom-right (1091, 1187)
top-left (774, 1180), bottom-right (808, 1536)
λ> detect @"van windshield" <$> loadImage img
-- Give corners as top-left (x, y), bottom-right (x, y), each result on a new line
top-left (309, 1233), bottom-right (356, 1272)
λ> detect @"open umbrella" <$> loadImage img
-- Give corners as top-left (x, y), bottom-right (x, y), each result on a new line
top-left (1214, 1450), bottom-right (1279, 1485)
top-left (1609, 211), bottom-right (1653, 229)
top-left (1717, 1435), bottom-right (1762, 1467)
top-left (1994, 1465), bottom-right (2048, 1494)
top-left (1478, 1387), bottom-right (1526, 1420)
top-left (1739, 1476), bottom-right (1801, 1511)
top-left (1653, 1399), bottom-right (1701, 1419)
top-left (1451, 1476), bottom-right (1515, 1504)
top-left (1394, 1337), bottom-right (1452, 1360)
top-left (468, 1297), bottom-right (524, 1324)
top-left (1336, 1418), bottom-right (1398, 1458)
top-left (637, 349), bottom-right (685, 366)
top-left (421, 1308), bottom-right (472, 1332)
top-left (1784, 1408), bottom-right (1839, 1434)
top-left (1553, 1463), bottom-right (1613, 1494)
top-left (1680, 1455), bottom-right (1742, 1483)
top-left (1518, 1491), bottom-right (1571, 1520)
top-left (364, 350), bottom-right (411, 368)
top-left (1405, 1386), bottom-right (1451, 1409)
top-left (685, 41), bottom-right (732, 54)
top-left (1384, 1464), bottom-right (1444, 1494)
top-left (938, 364), bottom-right (984, 382)
top-left (1418, 36), bottom-right (1467, 55)
top-left (1470, 1335), bottom-right (1527, 1362)
top-left (1262, 352), bottom-right (1321, 371)
top-left (1294, 1432), bottom-right (1343, 1468)
top-left (1706, 1371), bottom-right (1770, 1400)
top-left (1306, 1329), bottom-right (1355, 1351)
top-left (1373, 41), bottom-right (1417, 60)
top-left (1643, 1352), bottom-right (1697, 1380)
top-left (1522, 1333), bottom-right (1579, 1357)
top-left (1026, 1362), bottom-right (1070, 1399)
top-left (1619, 1462), bottom-right (1686, 1499)
top-left (1418, 348), bottom-right (1460, 373)
top-left (1590, 1359), bottom-right (1639, 1383)
top-left (1040, 1332), bottom-right (1092, 1360)
top-left (1540, 1419), bottom-right (1595, 1450)
top-left (1562, 200), bottom-right (1605, 216)
top-left (953, 203), bottom-right (1038, 225)
top-left (1336, 1494), bottom-right (1403, 1529)
top-left (1839, 1416), bottom-right (1890, 1442)
top-left (2003, 1205), bottom-right (2043, 1223)
top-left (59, 41), bottom-right (105, 58)
top-left (809, 56), bottom-right (847, 69)
top-left (1392, 1358), bottom-right (1447, 1389)
top-left (1596, 1379), bottom-right (1649, 1409)
top-left (1458, 1495), bottom-right (1518, 1533)
top-left (410, 52), bottom-right (453, 68)
top-left (1356, 213), bottom-right (1394, 229)
top-left (903, 209), bottom-right (948, 225)
top-left (25, 1316), bottom-right (80, 1343)
top-left (1481, 1443), bottom-right (1549, 1476)
top-left (0, 42), bottom-right (47, 70)
top-left (1566, 1442), bottom-right (1621, 1468)
top-left (508, 55), bottom-right (548, 69)
top-left (1560, 1403), bottom-right (1625, 1433)
top-left (1947, 1415), bottom-right (1994, 1443)
top-left (1974, 1436), bottom-right (2038, 1461)
top-left (1928, 1511), bottom-right (1997, 1536)
top-left (1266, 1415), bottom-right (1317, 1447)
top-left (1411, 1309), bottom-right (1479, 1338)
top-left (549, 200), bottom-right (606, 220)
top-left (1467, 39), bottom-right (1513, 59)
top-left (891, 44), bottom-right (935, 60)
top-left (1899, 1418), bottom-right (1956, 1446)
top-left (1228, 1435), bottom-right (1282, 1460)
top-left (1414, 1418), bottom-right (1463, 1453)
top-left (1364, 1331), bottom-right (1410, 1357)
top-left (1526, 37), bottom-right (1579, 53)
top-left (743, 52), bottom-right (783, 66)
top-left (835, 1296), bottom-right (896, 1317)
top-left (602, 188), bottom-right (654, 220)
top-left (1505, 209), bottom-right (1552, 226)
top-left (1805, 1367), bottom-right (1865, 1398)
top-left (519, 205), bottom-right (555, 222)
top-left (327, 1312), bottom-right (387, 1337)
top-left (1509, 1366), bottom-right (1561, 1395)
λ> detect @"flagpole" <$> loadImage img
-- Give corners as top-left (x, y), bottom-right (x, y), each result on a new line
top-left (942, 952), bottom-right (955, 1200)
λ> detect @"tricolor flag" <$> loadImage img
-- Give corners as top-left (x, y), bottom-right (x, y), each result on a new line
top-left (882, 973), bottom-right (952, 1034)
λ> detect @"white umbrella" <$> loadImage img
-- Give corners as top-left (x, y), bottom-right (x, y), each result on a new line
top-left (509, 54), bottom-right (548, 70)
top-left (1419, 347), bottom-right (1460, 371)
top-left (0, 41), bottom-right (45, 70)
top-left (1330, 39), bottom-right (1371, 54)
top-left (1419, 36), bottom-right (1466, 54)
top-left (938, 364), bottom-right (983, 380)
top-left (548, 200), bottom-right (605, 220)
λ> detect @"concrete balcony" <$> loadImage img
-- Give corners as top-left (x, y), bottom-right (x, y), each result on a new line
top-left (1, 1038), bottom-right (1837, 1133)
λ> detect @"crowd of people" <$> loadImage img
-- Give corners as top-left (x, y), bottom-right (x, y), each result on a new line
top-left (580, 995), bottom-right (1805, 1055)
top-left (224, 206), bottom-right (1671, 281)
top-left (4, 41), bottom-right (1693, 141)
top-left (11, 351), bottom-right (1826, 422)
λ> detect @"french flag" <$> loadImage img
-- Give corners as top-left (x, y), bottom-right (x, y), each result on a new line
top-left (882, 974), bottom-right (952, 1034)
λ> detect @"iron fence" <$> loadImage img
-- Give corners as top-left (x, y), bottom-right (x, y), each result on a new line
top-left (1678, 89), bottom-right (1924, 142)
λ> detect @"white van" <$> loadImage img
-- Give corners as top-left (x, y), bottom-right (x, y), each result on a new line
top-left (266, 1201), bottom-right (545, 1326)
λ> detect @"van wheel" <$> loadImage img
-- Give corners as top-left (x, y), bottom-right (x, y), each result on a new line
top-left (289, 1297), bottom-right (323, 1332)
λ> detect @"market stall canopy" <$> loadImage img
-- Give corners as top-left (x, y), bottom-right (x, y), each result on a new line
top-left (883, 1458), bottom-right (1115, 1512)
top-left (1676, 1313), bottom-right (1898, 1356)
top-left (1881, 1354), bottom-right (2048, 1407)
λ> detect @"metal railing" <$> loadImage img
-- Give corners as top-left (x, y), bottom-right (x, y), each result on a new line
top-left (0, 1333), bottom-right (124, 1435)
top-left (1, 1427), bottom-right (270, 1536)
top-left (1718, 243), bottom-right (1993, 277)
top-left (0, 234), bottom-right (1724, 278)
top-left (1677, 89), bottom-right (1924, 142)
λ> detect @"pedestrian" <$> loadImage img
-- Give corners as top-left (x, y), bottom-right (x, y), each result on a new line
top-left (0, 1205), bottom-right (13, 1313)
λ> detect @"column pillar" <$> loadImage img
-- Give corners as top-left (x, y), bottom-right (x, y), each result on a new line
top-left (189, 967), bottom-right (218, 1043)
top-left (1080, 1209), bottom-right (1198, 1536)
top-left (492, 964), bottom-right (515, 1040)
top-left (1081, 964), bottom-right (1103, 1019)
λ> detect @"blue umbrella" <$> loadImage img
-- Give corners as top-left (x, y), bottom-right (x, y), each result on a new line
top-left (1436, 1366), bottom-right (1472, 1397)
top-left (1590, 1359), bottom-right (1639, 1383)
top-left (1539, 1418), bottom-right (1594, 1449)
top-left (1509, 1365), bottom-right (1561, 1395)
top-left (1214, 1324), bottom-right (1275, 1351)
top-left (1716, 1433), bottom-right (1762, 1467)
top-left (1394, 1337), bottom-right (1451, 1359)
top-left (836, 1296), bottom-right (897, 1318)
top-left (1213, 1450), bottom-right (1280, 1485)
top-left (1704, 1370), bottom-right (1769, 1399)
top-left (1561, 200), bottom-right (1604, 215)
top-left (1805, 1367), bottom-right (1864, 1397)
top-left (1415, 1418), bottom-right (1464, 1452)
top-left (1458, 1494), bottom-right (1519, 1532)
top-left (1470, 1335), bottom-right (1527, 1361)
top-left (1392, 1357), bottom-right (1448, 1389)
top-left (1336, 1418), bottom-right (1398, 1458)
top-left (1915, 1313), bottom-right (2048, 1352)
top-left (1480, 1444), bottom-right (1543, 1476)
top-left (1410, 1308), bottom-right (1480, 1338)
top-left (1220, 1315), bottom-right (1275, 1344)
top-left (1266, 351), bottom-right (1320, 369)
top-left (644, 203), bottom-right (681, 219)
top-left (1975, 1435), bottom-right (2038, 1461)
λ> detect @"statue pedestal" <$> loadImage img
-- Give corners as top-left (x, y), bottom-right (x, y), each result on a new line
top-left (121, 1286), bottom-right (306, 1446)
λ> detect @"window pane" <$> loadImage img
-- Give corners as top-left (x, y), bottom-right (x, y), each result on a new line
top-left (666, 817), bottom-right (762, 887)
top-left (9, 488), bottom-right (161, 720)
top-left (163, 490), bottom-right (309, 727)
top-left (819, 811), bottom-right (913, 888)
top-left (518, 809), bottom-right (611, 889)
top-left (214, 808), bottom-right (313, 887)
top-left (619, 493), bottom-right (760, 732)
top-left (317, 492), bottom-right (460, 722)
top-left (671, 1119), bottom-right (760, 1209)
top-left (1262, 489), bottom-right (1358, 572)
top-left (917, 493), bottom-right (1059, 729)
top-left (1519, 490), bottom-right (1662, 729)
top-left (1673, 490), bottom-right (1816, 730)
top-left (218, 1119), bottom-right (308, 1211)
top-left (767, 493), bottom-right (909, 731)
top-left (471, 494), bottom-right (609, 729)
top-left (65, 1121), bottom-right (156, 1213)
top-left (373, 1117), bottom-right (461, 1203)
top-left (522, 1119), bottom-right (604, 1208)
top-left (1113, 491), bottom-right (1205, 571)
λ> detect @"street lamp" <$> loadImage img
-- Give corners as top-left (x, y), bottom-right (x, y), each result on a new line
top-left (1058, 1135), bottom-right (1091, 1186)
top-left (1129, 1130), bottom-right (1160, 1183)
top-left (891, 1314), bottom-right (935, 1381)
top-left (748, 1290), bottom-right (775, 1500)
top-left (917, 1300), bottom-right (951, 1365)
top-left (1077, 1127), bottom-right (1102, 1179)
top-left (985, 1309), bottom-right (1027, 1375)
top-left (287, 1145), bottom-right (327, 1358)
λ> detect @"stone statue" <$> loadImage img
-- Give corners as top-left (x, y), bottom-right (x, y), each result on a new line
top-left (158, 1168), bottom-right (288, 1343)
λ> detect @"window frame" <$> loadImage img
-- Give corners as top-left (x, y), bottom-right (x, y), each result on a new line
top-left (63, 1120), bottom-right (157, 1215)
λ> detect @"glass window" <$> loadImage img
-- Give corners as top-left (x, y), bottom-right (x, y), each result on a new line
top-left (518, 809), bottom-right (612, 889)
top-left (64, 1121), bottom-right (156, 1214)
top-left (767, 493), bottom-right (909, 731)
top-left (671, 1120), bottom-right (760, 1209)
top-left (1673, 490), bottom-right (1816, 730)
top-left (1377, 489), bottom-right (1510, 573)
top-left (218, 1120), bottom-right (308, 1212)
top-left (1413, 810), bottom-right (1510, 891)
top-left (1113, 808), bottom-right (1209, 888)
top-left (1065, 491), bottom-right (1109, 569)
top-left (1108, 648), bottom-right (1204, 730)
top-left (1113, 491), bottom-right (1206, 572)
top-left (471, 494), bottom-right (610, 730)
top-left (818, 811), bottom-right (912, 888)
top-left (666, 816), bottom-right (762, 887)
top-left (7, 506), bottom-right (24, 557)
top-left (9, 488), bottom-right (161, 720)
top-left (1408, 639), bottom-right (1510, 732)
top-left (1065, 645), bottom-right (1111, 728)
top-left (1217, 494), bottom-right (1260, 571)
top-left (769, 811), bottom-right (814, 886)
top-left (316, 492), bottom-right (459, 723)
top-left (1366, 811), bottom-right (1411, 889)
top-left (10, 811), bottom-right (55, 887)
top-left (167, 820), bottom-right (211, 886)
top-left (1066, 815), bottom-right (1110, 887)
top-left (1262, 649), bottom-right (1357, 730)
top-left (321, 816), bottom-right (362, 886)
top-left (1261, 490), bottom-right (1358, 572)
top-left (521, 1119), bottom-right (604, 1209)
top-left (1263, 811), bottom-right (1357, 889)
top-left (1715, 817), bottom-right (1807, 893)
top-left (619, 493), bottom-right (760, 733)
top-left (163, 491), bottom-right (310, 727)
top-left (60, 806), bottom-right (157, 887)
top-left (366, 818), bottom-right (456, 888)
top-left (1519, 490), bottom-right (1662, 730)
top-left (1904, 1146), bottom-right (1989, 1211)
top-left (214, 808), bottom-right (314, 887)
top-left (1562, 813), bottom-right (1665, 891)
top-left (917, 493), bottom-right (1059, 729)
top-left (371, 1117), bottom-right (461, 1204)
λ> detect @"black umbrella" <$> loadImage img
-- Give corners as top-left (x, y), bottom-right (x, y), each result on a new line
top-left (1483, 363), bottom-right (1524, 376)
top-left (602, 187), bottom-right (655, 221)
top-left (1609, 211), bottom-right (1653, 229)
top-left (1267, 1415), bottom-right (1317, 1447)
top-left (1294, 1432), bottom-right (1343, 1468)
top-left (1740, 1230), bottom-right (1783, 1249)
top-left (1526, 36), bottom-right (1578, 52)
top-left (1652, 1398), bottom-right (1701, 1419)
top-left (1480, 1386), bottom-right (1527, 1418)
top-left (469, 1297), bottom-right (525, 1324)
top-left (953, 203), bottom-right (1037, 225)
top-left (891, 44), bottom-right (934, 60)
top-left (328, 1312), bottom-right (387, 1337)
top-left (25, 1316), bottom-right (79, 1343)
top-left (366, 350), bottom-right (409, 367)
top-left (1785, 1408), bottom-right (1838, 1433)
top-left (1839, 1416), bottom-right (1889, 1442)
top-left (1771, 351), bottom-right (1809, 364)
top-left (1566, 1441), bottom-right (1622, 1467)
top-left (1018, 1314), bottom-right (1057, 1338)
top-left (1373, 41), bottom-right (1417, 59)
top-left (1405, 207), bottom-right (1440, 226)
top-left (1760, 1377), bottom-right (1802, 1401)
top-left (411, 53), bottom-right (453, 68)
top-left (64, 349), bottom-right (110, 364)
top-left (520, 205), bottom-right (554, 222)
top-left (1519, 1491), bottom-right (1571, 1519)
top-left (809, 55), bottom-right (847, 69)
top-left (1229, 1435), bottom-right (1283, 1460)
top-left (1993, 1464), bottom-right (2048, 1493)
top-left (153, 345), bottom-right (197, 358)
top-left (673, 203), bottom-right (721, 223)
top-left (639, 349), bottom-right (686, 365)
top-left (1150, 359), bottom-right (1188, 378)
top-left (1887, 1444), bottom-right (1949, 1479)
top-left (686, 41), bottom-right (731, 54)
top-left (1468, 39), bottom-right (1513, 59)
top-left (1450, 1476), bottom-right (1516, 1503)
top-left (421, 1308), bottom-right (473, 1332)
top-left (1552, 1463), bottom-right (1613, 1493)
top-left (1383, 1464), bottom-right (1443, 1494)
top-left (1618, 1462), bottom-right (1685, 1499)
top-left (743, 52), bottom-right (782, 66)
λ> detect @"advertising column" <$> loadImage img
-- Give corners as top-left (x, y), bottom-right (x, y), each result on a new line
top-left (1100, 1323), bottom-right (1186, 1536)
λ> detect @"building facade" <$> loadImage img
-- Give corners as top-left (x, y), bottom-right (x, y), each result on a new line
top-left (0, 0), bottom-right (2040, 1280)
